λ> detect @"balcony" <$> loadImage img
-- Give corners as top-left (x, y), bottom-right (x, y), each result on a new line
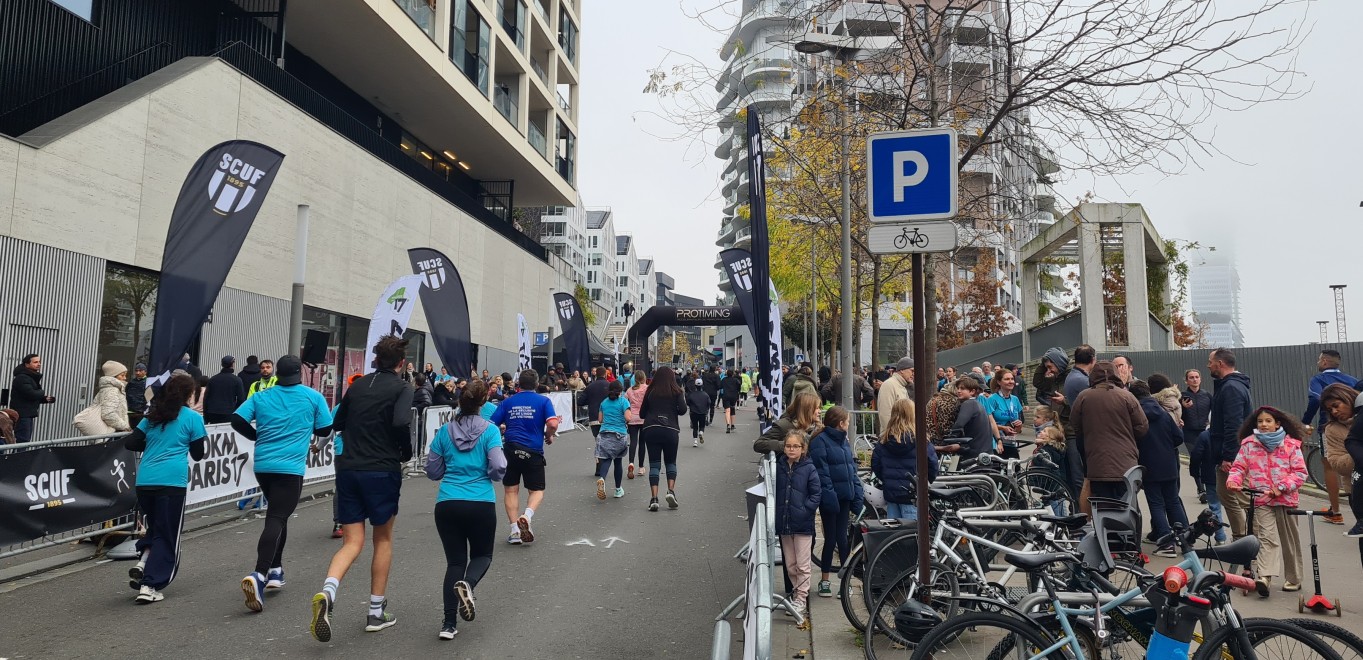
top-left (826, 1), bottom-right (906, 38)
top-left (528, 120), bottom-right (548, 158)
top-left (498, 0), bottom-right (527, 52)
top-left (720, 0), bottom-right (807, 60)
top-left (494, 84), bottom-right (519, 128)
top-left (533, 0), bottom-right (551, 25)
top-left (530, 56), bottom-right (549, 86)
top-left (392, 0), bottom-right (437, 41)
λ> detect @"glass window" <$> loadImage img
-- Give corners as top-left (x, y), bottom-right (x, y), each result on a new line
top-left (558, 7), bottom-right (578, 64)
top-left (99, 263), bottom-right (158, 372)
top-left (452, 1), bottom-right (490, 95)
top-left (555, 117), bottom-right (576, 184)
top-left (876, 329), bottom-right (909, 370)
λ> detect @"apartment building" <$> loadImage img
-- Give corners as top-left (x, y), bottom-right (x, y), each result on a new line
top-left (0, 0), bottom-right (583, 438)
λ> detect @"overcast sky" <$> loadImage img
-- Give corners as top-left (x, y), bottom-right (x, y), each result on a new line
top-left (576, 1), bottom-right (1360, 349)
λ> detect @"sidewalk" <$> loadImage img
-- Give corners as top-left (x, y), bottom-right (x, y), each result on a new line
top-left (808, 450), bottom-right (1363, 659)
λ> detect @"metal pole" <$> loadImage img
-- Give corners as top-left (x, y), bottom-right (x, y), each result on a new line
top-left (1318, 321), bottom-right (1330, 344)
top-left (811, 237), bottom-right (818, 369)
top-left (546, 325), bottom-right (555, 373)
top-left (839, 58), bottom-right (854, 410)
top-left (1331, 285), bottom-right (1348, 342)
top-left (287, 204), bottom-right (309, 355)
top-left (911, 252), bottom-right (932, 603)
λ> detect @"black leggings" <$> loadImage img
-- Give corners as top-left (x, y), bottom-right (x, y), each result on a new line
top-left (1352, 472), bottom-right (1363, 571)
top-left (690, 414), bottom-right (705, 439)
top-left (819, 499), bottom-right (852, 571)
top-left (643, 426), bottom-right (680, 486)
top-left (596, 457), bottom-right (624, 488)
top-left (628, 426), bottom-right (646, 466)
top-left (253, 473), bottom-right (302, 574)
top-left (434, 500), bottom-right (497, 626)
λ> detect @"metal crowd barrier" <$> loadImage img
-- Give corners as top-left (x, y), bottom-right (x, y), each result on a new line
top-left (711, 451), bottom-right (792, 660)
top-left (849, 409), bottom-right (880, 457)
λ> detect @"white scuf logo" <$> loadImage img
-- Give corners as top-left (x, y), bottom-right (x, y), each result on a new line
top-left (728, 257), bottom-right (754, 292)
top-left (558, 298), bottom-right (576, 321)
top-left (25, 469), bottom-right (75, 510)
top-left (417, 258), bottom-right (447, 290)
top-left (209, 153), bottom-right (270, 216)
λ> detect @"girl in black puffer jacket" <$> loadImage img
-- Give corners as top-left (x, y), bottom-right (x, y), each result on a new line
top-left (775, 428), bottom-right (821, 616)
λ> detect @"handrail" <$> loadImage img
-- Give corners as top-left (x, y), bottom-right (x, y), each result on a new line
top-left (0, 41), bottom-right (174, 127)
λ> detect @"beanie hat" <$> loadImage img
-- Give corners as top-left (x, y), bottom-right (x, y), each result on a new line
top-left (102, 361), bottom-right (128, 378)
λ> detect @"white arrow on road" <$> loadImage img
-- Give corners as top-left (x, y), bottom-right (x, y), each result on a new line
top-left (564, 538), bottom-right (596, 547)
top-left (600, 537), bottom-right (629, 549)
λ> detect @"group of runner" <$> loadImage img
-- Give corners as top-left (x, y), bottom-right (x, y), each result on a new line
top-left (121, 336), bottom-right (563, 643)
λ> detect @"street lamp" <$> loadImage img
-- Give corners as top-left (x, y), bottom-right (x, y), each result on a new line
top-left (794, 32), bottom-right (859, 410)
top-left (791, 215), bottom-right (823, 370)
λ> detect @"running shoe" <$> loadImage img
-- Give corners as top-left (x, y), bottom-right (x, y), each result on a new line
top-left (614, 487), bottom-right (625, 498)
top-left (365, 600), bottom-right (397, 632)
top-left (266, 567), bottom-right (285, 589)
top-left (596, 478), bottom-right (606, 500)
top-left (1255, 578), bottom-right (1270, 598)
top-left (649, 497), bottom-right (659, 512)
top-left (1346, 521), bottom-right (1363, 538)
top-left (666, 490), bottom-right (679, 509)
top-left (241, 573), bottom-right (266, 612)
top-left (699, 431), bottom-right (704, 444)
top-left (455, 580), bottom-right (476, 621)
top-left (1319, 507), bottom-right (1344, 525)
top-left (128, 560), bottom-right (145, 582)
top-left (693, 440), bottom-right (699, 447)
top-left (331, 524), bottom-right (343, 538)
top-left (439, 623), bottom-right (458, 640)
top-left (507, 528), bottom-right (523, 545)
top-left (818, 580), bottom-right (832, 597)
top-left (129, 578), bottom-right (141, 591)
top-left (517, 515), bottom-right (535, 543)
top-left (1154, 545), bottom-right (1178, 558)
top-left (310, 591), bottom-right (334, 642)
top-left (1282, 582), bottom-right (1301, 592)
top-left (627, 463), bottom-right (635, 480)
top-left (135, 585), bottom-right (164, 604)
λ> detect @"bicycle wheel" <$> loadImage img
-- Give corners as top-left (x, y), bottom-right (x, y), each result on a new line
top-left (840, 544), bottom-right (870, 630)
top-left (864, 530), bottom-right (923, 615)
top-left (864, 565), bottom-right (961, 658)
top-left (1272, 619), bottom-right (1363, 660)
top-left (905, 610), bottom-right (1071, 660)
top-left (1019, 470), bottom-right (1075, 513)
top-left (1194, 617), bottom-right (1344, 660)
top-left (1305, 445), bottom-right (1327, 491)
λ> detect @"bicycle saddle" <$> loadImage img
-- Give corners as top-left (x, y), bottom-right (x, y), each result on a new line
top-left (1195, 535), bottom-right (1261, 566)
top-left (1003, 550), bottom-right (1077, 572)
top-left (1038, 513), bottom-right (1089, 530)
top-left (928, 486), bottom-right (977, 501)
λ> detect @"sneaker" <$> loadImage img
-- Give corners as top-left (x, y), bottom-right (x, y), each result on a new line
top-left (129, 578), bottom-right (141, 591)
top-left (649, 497), bottom-right (659, 512)
top-left (455, 580), bottom-right (476, 621)
top-left (331, 524), bottom-right (343, 538)
top-left (310, 591), bottom-right (334, 642)
top-left (241, 573), bottom-right (266, 612)
top-left (693, 440), bottom-right (699, 447)
top-left (666, 490), bottom-right (679, 509)
top-left (135, 585), bottom-right (164, 604)
top-left (266, 568), bottom-right (285, 589)
top-left (1346, 521), bottom-right (1363, 538)
top-left (1319, 508), bottom-right (1345, 525)
top-left (725, 426), bottom-right (731, 434)
top-left (507, 529), bottom-right (523, 545)
top-left (517, 515), bottom-right (535, 543)
top-left (1198, 490), bottom-right (1208, 504)
top-left (129, 560), bottom-right (145, 582)
top-left (1255, 578), bottom-right (1270, 598)
top-left (596, 478), bottom-right (607, 500)
top-left (627, 463), bottom-right (635, 480)
top-left (439, 623), bottom-right (458, 640)
top-left (365, 600), bottom-right (397, 632)
top-left (1143, 532), bottom-right (1159, 546)
top-left (699, 431), bottom-right (704, 444)
top-left (1282, 582), bottom-right (1301, 592)
top-left (1154, 545), bottom-right (1178, 558)
top-left (614, 487), bottom-right (625, 498)
top-left (818, 580), bottom-right (833, 598)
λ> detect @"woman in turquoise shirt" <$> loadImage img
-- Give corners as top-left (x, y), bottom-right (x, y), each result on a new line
top-left (595, 380), bottom-right (631, 499)
top-left (984, 368), bottom-right (1024, 459)
top-left (425, 380), bottom-right (506, 640)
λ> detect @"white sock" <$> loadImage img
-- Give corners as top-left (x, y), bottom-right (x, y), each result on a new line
top-left (369, 595), bottom-right (385, 616)
top-left (523, 508), bottom-right (534, 520)
top-left (322, 577), bottom-right (339, 600)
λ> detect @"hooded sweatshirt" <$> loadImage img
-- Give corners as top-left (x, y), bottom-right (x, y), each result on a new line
top-left (425, 413), bottom-right (506, 503)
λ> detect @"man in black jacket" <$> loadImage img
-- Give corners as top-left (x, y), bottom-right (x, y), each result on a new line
top-left (582, 366), bottom-right (609, 439)
top-left (1208, 348), bottom-right (1253, 540)
top-left (1181, 368), bottom-right (1214, 501)
top-left (239, 355), bottom-right (263, 393)
top-left (9, 354), bottom-right (54, 443)
top-left (702, 367), bottom-right (721, 424)
top-left (126, 363), bottom-right (148, 427)
top-left (310, 336), bottom-right (413, 640)
top-left (203, 356), bottom-right (247, 424)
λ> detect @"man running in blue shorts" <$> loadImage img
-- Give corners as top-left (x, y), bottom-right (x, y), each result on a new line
top-left (310, 336), bottom-right (415, 641)
top-left (231, 355), bottom-right (333, 614)
top-left (490, 369), bottom-right (560, 545)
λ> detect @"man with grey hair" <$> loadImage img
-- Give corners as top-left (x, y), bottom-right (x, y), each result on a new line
top-left (876, 357), bottom-right (915, 429)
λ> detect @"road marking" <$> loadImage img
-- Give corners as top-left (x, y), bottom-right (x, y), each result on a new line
top-left (565, 538), bottom-right (596, 547)
top-left (600, 537), bottom-right (629, 549)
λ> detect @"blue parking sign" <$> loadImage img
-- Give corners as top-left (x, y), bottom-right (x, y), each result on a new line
top-left (866, 128), bottom-right (958, 222)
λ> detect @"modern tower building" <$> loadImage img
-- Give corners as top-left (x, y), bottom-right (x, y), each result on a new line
top-left (1189, 251), bottom-right (1246, 348)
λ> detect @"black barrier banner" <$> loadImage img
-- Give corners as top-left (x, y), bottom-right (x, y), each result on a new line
top-left (0, 442), bottom-right (138, 546)
top-left (408, 248), bottom-right (473, 378)
top-left (553, 292), bottom-right (591, 374)
top-left (147, 141), bottom-right (285, 382)
top-left (745, 108), bottom-right (784, 426)
top-left (719, 248), bottom-right (758, 342)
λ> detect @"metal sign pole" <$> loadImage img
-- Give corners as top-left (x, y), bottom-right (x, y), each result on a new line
top-left (912, 252), bottom-right (932, 603)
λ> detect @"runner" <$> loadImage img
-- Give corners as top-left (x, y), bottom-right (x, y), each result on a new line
top-left (595, 380), bottom-right (630, 499)
top-left (639, 367), bottom-right (687, 511)
top-left (720, 368), bottom-right (742, 433)
top-left (122, 373), bottom-right (206, 604)
top-left (686, 377), bottom-right (712, 447)
top-left (625, 370), bottom-right (648, 479)
top-left (490, 369), bottom-right (560, 544)
top-left (309, 336), bottom-right (414, 640)
top-left (231, 355), bottom-right (333, 614)
top-left (424, 379), bottom-right (506, 640)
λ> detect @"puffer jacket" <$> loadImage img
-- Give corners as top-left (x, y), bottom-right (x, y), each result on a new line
top-left (94, 376), bottom-right (131, 432)
top-left (809, 427), bottom-right (864, 512)
top-left (1153, 387), bottom-right (1184, 427)
top-left (1225, 434), bottom-right (1307, 508)
top-left (774, 455), bottom-right (821, 536)
top-left (9, 365), bottom-right (47, 417)
top-left (871, 434), bottom-right (939, 504)
top-left (1137, 396), bottom-right (1182, 481)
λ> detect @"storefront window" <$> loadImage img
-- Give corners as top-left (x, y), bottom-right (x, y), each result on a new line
top-left (99, 263), bottom-right (158, 372)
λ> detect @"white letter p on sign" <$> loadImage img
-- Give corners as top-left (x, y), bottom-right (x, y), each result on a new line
top-left (892, 150), bottom-right (929, 203)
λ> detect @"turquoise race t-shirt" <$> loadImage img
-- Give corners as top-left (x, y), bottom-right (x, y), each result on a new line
top-left (430, 416), bottom-right (504, 503)
top-left (599, 396), bottom-right (630, 435)
top-left (235, 384), bottom-right (332, 476)
top-left (479, 400), bottom-right (498, 421)
top-left (136, 407), bottom-right (208, 488)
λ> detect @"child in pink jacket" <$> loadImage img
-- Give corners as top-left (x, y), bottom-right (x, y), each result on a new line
top-left (1226, 405), bottom-right (1308, 597)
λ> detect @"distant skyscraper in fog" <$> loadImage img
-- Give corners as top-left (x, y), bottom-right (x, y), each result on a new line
top-left (1189, 251), bottom-right (1245, 348)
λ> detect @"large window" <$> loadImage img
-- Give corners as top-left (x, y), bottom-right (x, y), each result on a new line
top-left (393, 0), bottom-right (437, 41)
top-left (558, 7), bottom-right (578, 64)
top-left (99, 263), bottom-right (158, 372)
top-left (452, 1), bottom-right (491, 95)
top-left (555, 117), bottom-right (576, 185)
top-left (876, 329), bottom-right (908, 371)
top-left (302, 306), bottom-right (425, 406)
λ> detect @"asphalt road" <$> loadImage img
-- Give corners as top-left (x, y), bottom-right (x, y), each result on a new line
top-left (0, 408), bottom-right (764, 659)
